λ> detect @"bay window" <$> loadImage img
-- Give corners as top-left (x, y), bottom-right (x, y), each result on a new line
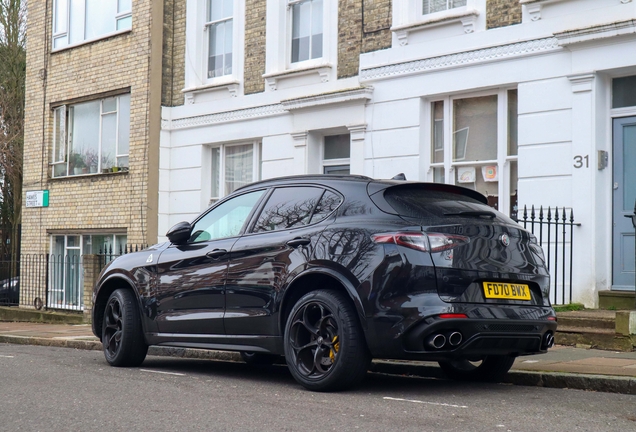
top-left (53, 0), bottom-right (132, 49)
top-left (210, 142), bottom-right (261, 203)
top-left (430, 89), bottom-right (518, 218)
top-left (52, 94), bottom-right (130, 177)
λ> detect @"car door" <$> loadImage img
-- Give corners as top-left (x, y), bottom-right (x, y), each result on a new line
top-left (225, 186), bottom-right (342, 337)
top-left (154, 189), bottom-right (266, 337)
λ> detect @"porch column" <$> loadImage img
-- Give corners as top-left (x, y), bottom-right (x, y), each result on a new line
top-left (568, 73), bottom-right (598, 306)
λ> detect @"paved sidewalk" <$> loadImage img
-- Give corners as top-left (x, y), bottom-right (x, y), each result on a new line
top-left (1, 321), bottom-right (635, 394)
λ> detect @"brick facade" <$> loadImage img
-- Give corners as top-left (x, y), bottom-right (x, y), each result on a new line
top-left (338, 0), bottom-right (392, 79)
top-left (162, 0), bottom-right (187, 106)
top-left (22, 1), bottom-right (166, 304)
top-left (244, 0), bottom-right (267, 95)
top-left (487, 0), bottom-right (522, 29)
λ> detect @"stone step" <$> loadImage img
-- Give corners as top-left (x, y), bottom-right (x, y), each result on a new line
top-left (556, 316), bottom-right (615, 330)
top-left (555, 329), bottom-right (634, 352)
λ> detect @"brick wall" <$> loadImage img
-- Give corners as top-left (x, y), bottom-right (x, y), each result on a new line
top-left (244, 0), bottom-right (267, 95)
top-left (338, 0), bottom-right (392, 79)
top-left (162, 0), bottom-right (186, 106)
top-left (22, 0), bottom-right (164, 259)
top-left (487, 0), bottom-right (522, 29)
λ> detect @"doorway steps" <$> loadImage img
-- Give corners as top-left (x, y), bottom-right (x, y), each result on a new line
top-left (555, 310), bottom-right (635, 352)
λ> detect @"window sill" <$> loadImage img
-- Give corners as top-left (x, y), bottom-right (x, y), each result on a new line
top-left (182, 78), bottom-right (240, 101)
top-left (51, 29), bottom-right (132, 53)
top-left (50, 170), bottom-right (129, 181)
top-left (392, 8), bottom-right (480, 46)
top-left (520, 0), bottom-right (569, 22)
top-left (263, 63), bottom-right (333, 91)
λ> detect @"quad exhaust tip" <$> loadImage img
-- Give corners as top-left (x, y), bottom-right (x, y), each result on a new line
top-left (543, 332), bottom-right (555, 349)
top-left (427, 334), bottom-right (446, 349)
top-left (448, 331), bottom-right (463, 346)
top-left (426, 331), bottom-right (463, 350)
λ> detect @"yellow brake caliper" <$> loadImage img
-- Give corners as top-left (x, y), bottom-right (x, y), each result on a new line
top-left (329, 336), bottom-right (340, 363)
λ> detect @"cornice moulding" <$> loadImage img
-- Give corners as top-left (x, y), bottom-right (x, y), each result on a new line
top-left (554, 19), bottom-right (636, 46)
top-left (280, 87), bottom-right (374, 110)
top-left (360, 37), bottom-right (561, 82)
top-left (162, 104), bottom-right (287, 130)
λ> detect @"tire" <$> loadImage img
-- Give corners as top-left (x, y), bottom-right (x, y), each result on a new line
top-left (438, 355), bottom-right (516, 382)
top-left (102, 289), bottom-right (148, 367)
top-left (284, 290), bottom-right (370, 392)
top-left (240, 351), bottom-right (279, 366)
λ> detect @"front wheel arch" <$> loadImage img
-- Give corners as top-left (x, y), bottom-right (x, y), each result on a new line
top-left (93, 276), bottom-right (140, 341)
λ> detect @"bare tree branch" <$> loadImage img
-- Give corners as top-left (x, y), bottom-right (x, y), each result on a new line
top-left (0, 0), bottom-right (26, 256)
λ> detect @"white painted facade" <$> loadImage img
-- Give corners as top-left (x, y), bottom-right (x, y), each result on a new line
top-left (160, 0), bottom-right (636, 306)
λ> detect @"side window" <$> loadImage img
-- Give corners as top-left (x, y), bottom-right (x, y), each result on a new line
top-left (309, 190), bottom-right (341, 224)
top-left (190, 190), bottom-right (264, 243)
top-left (253, 187), bottom-right (325, 233)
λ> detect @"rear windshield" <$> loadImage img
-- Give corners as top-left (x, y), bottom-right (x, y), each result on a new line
top-left (384, 186), bottom-right (515, 224)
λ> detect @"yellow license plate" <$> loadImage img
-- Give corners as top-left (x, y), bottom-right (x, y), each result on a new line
top-left (483, 282), bottom-right (531, 300)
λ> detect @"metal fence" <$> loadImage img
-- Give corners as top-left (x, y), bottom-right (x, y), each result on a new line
top-left (519, 205), bottom-right (581, 305)
top-left (0, 245), bottom-right (147, 311)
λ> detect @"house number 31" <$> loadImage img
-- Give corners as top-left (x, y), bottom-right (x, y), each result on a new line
top-left (573, 155), bottom-right (589, 168)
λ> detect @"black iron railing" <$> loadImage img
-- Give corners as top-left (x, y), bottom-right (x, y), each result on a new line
top-left (0, 245), bottom-right (147, 310)
top-left (98, 244), bottom-right (148, 267)
top-left (519, 205), bottom-right (581, 305)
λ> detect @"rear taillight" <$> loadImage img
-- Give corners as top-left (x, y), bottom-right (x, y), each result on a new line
top-left (372, 232), bottom-right (469, 253)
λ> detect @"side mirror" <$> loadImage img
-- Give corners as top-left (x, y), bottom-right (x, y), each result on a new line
top-left (166, 221), bottom-right (192, 245)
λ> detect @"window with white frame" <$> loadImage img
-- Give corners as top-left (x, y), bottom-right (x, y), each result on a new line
top-left (52, 0), bottom-right (132, 49)
top-left (49, 233), bottom-right (127, 309)
top-left (322, 134), bottom-right (350, 174)
top-left (206, 0), bottom-right (233, 78)
top-left (290, 0), bottom-right (323, 63)
top-left (210, 142), bottom-right (261, 203)
top-left (422, 0), bottom-right (467, 15)
top-left (52, 94), bottom-right (130, 177)
top-left (430, 89), bottom-right (518, 219)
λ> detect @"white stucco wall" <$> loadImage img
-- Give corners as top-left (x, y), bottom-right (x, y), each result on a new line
top-left (160, 0), bottom-right (636, 306)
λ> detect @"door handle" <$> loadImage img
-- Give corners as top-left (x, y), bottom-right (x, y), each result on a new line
top-left (206, 249), bottom-right (228, 259)
top-left (286, 237), bottom-right (311, 248)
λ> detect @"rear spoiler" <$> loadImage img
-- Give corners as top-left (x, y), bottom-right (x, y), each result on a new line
top-left (367, 181), bottom-right (488, 214)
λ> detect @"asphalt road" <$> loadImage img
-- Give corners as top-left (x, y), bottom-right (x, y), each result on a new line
top-left (1, 344), bottom-right (635, 432)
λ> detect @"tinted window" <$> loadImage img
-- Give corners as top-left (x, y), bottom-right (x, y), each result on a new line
top-left (190, 190), bottom-right (265, 243)
top-left (310, 190), bottom-right (341, 224)
top-left (384, 186), bottom-right (514, 223)
top-left (253, 187), bottom-right (325, 232)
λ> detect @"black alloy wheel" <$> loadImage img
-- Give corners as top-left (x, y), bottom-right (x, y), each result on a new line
top-left (102, 289), bottom-right (148, 367)
top-left (284, 290), bottom-right (370, 392)
top-left (438, 355), bottom-right (516, 382)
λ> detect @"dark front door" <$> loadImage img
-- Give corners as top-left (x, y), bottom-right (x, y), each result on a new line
top-left (155, 239), bottom-right (237, 335)
top-left (613, 116), bottom-right (636, 290)
top-left (154, 189), bottom-right (266, 336)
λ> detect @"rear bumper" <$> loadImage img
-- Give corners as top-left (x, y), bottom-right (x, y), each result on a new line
top-left (403, 317), bottom-right (557, 359)
top-left (365, 302), bottom-right (557, 361)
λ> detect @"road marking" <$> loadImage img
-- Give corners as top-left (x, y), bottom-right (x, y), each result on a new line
top-left (522, 360), bottom-right (539, 363)
top-left (383, 397), bottom-right (467, 408)
top-left (0, 355), bottom-right (14, 358)
top-left (140, 369), bottom-right (186, 377)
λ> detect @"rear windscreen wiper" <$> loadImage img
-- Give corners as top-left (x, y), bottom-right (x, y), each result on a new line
top-left (443, 210), bottom-right (496, 218)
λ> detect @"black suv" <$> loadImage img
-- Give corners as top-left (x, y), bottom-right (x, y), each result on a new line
top-left (92, 175), bottom-right (556, 391)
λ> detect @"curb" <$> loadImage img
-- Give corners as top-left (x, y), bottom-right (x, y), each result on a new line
top-left (1, 335), bottom-right (634, 395)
